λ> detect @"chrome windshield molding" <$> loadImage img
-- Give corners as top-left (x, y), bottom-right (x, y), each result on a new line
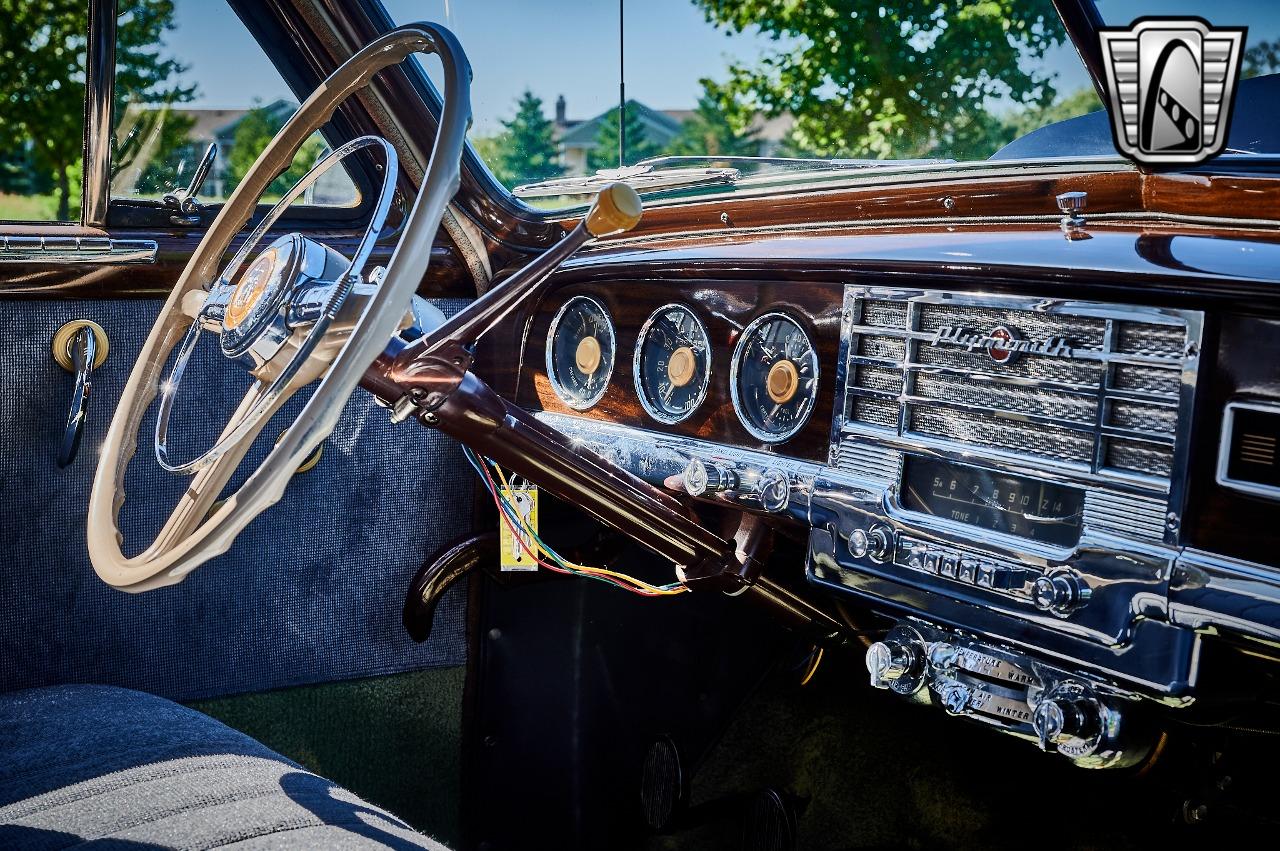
top-left (1170, 549), bottom-right (1280, 641)
top-left (0, 236), bottom-right (156, 265)
top-left (81, 0), bottom-right (117, 228)
top-left (1215, 401), bottom-right (1280, 500)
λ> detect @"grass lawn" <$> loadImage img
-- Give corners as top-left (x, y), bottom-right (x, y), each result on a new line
top-left (0, 192), bottom-right (79, 222)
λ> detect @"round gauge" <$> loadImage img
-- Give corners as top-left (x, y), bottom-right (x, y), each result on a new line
top-left (546, 295), bottom-right (616, 410)
top-left (633, 304), bottom-right (712, 424)
top-left (730, 312), bottom-right (819, 443)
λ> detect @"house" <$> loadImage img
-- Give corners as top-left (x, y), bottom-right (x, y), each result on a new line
top-left (553, 96), bottom-right (793, 175)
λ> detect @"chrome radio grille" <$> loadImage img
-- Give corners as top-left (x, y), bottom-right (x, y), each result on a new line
top-left (836, 288), bottom-right (1201, 490)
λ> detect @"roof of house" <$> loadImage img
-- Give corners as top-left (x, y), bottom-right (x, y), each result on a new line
top-left (558, 100), bottom-right (685, 148)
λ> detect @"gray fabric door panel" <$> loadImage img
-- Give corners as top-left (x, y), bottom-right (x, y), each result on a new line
top-left (0, 298), bottom-right (473, 701)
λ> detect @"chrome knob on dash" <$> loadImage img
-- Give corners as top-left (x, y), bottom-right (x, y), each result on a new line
top-left (682, 458), bottom-right (737, 497)
top-left (1032, 696), bottom-right (1100, 752)
top-left (849, 526), bottom-right (892, 563)
top-left (1031, 571), bottom-right (1090, 616)
top-left (865, 640), bottom-right (917, 690)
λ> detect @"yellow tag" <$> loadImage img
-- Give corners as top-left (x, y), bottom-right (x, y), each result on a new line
top-left (499, 481), bottom-right (539, 572)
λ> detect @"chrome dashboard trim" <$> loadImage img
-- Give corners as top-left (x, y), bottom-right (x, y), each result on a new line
top-left (831, 285), bottom-right (1202, 546)
top-left (631, 303), bottom-right (712, 425)
top-left (1170, 549), bottom-right (1280, 641)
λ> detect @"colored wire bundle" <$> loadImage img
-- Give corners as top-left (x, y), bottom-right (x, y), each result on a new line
top-left (463, 447), bottom-right (688, 597)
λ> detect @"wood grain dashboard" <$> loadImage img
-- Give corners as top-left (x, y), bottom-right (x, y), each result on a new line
top-left (515, 279), bottom-right (845, 464)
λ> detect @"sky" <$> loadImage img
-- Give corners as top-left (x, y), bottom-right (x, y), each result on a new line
top-left (171, 0), bottom-right (1278, 137)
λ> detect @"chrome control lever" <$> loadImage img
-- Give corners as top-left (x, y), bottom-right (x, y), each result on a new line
top-left (163, 143), bottom-right (217, 226)
top-left (52, 320), bottom-right (109, 469)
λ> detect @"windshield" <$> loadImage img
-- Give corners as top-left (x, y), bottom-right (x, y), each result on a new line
top-left (383, 1), bottom-right (1278, 208)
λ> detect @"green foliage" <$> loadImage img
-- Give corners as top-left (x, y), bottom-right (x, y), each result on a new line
top-left (690, 0), bottom-right (1066, 161)
top-left (225, 102), bottom-right (325, 198)
top-left (666, 86), bottom-right (760, 158)
top-left (589, 103), bottom-right (662, 170)
top-left (0, 0), bottom-right (193, 219)
top-left (495, 90), bottom-right (561, 184)
top-left (1245, 39), bottom-right (1280, 78)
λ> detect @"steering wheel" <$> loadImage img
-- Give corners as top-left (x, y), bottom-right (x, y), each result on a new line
top-left (88, 23), bottom-right (471, 592)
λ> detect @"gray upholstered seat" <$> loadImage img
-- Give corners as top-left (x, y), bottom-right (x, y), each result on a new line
top-left (0, 685), bottom-right (449, 849)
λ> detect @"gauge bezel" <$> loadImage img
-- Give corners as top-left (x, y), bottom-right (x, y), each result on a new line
top-left (545, 294), bottom-right (616, 411)
top-left (632, 303), bottom-right (713, 425)
top-left (729, 311), bottom-right (820, 444)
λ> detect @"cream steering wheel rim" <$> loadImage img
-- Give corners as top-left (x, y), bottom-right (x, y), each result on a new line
top-left (88, 23), bottom-right (472, 592)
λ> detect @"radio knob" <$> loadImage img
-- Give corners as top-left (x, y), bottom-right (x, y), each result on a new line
top-left (1032, 572), bottom-right (1089, 615)
top-left (682, 458), bottom-right (736, 497)
top-left (865, 639), bottom-right (917, 690)
top-left (848, 526), bottom-right (891, 562)
top-left (1032, 697), bottom-right (1100, 752)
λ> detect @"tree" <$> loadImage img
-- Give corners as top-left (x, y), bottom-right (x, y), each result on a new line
top-left (494, 90), bottom-right (560, 184)
top-left (690, 0), bottom-right (1065, 161)
top-left (1245, 39), bottom-right (1280, 77)
top-left (666, 86), bottom-right (760, 158)
top-left (0, 0), bottom-right (194, 219)
top-left (589, 102), bottom-right (662, 171)
top-left (224, 102), bottom-right (325, 198)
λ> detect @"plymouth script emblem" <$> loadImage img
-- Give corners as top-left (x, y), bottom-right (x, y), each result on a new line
top-left (930, 325), bottom-right (1072, 364)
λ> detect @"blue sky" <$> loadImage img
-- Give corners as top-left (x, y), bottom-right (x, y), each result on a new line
top-left (174, 0), bottom-right (1277, 136)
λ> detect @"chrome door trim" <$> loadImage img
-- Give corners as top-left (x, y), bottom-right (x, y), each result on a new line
top-left (82, 0), bottom-right (117, 228)
top-left (0, 235), bottom-right (156, 265)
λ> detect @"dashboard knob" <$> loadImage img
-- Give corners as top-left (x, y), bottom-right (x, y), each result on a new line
top-left (865, 640), bottom-right (917, 690)
top-left (757, 468), bottom-right (790, 513)
top-left (1031, 572), bottom-right (1089, 615)
top-left (938, 682), bottom-right (972, 715)
top-left (848, 526), bottom-right (891, 562)
top-left (682, 458), bottom-right (736, 497)
top-left (1032, 697), bottom-right (1099, 752)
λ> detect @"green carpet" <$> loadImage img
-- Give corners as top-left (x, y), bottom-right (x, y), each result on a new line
top-left (191, 667), bottom-right (465, 848)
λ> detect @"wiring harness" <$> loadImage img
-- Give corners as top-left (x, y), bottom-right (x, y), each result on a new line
top-left (463, 447), bottom-right (688, 597)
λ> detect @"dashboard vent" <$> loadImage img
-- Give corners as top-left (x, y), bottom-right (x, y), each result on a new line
top-left (839, 289), bottom-right (1198, 488)
top-left (1217, 402), bottom-right (1280, 499)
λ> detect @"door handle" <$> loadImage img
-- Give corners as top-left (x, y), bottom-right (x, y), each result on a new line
top-left (52, 320), bottom-right (109, 469)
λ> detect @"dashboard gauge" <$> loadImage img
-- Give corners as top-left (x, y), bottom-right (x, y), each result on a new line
top-left (633, 304), bottom-right (712, 424)
top-left (546, 295), bottom-right (616, 410)
top-left (730, 312), bottom-right (819, 443)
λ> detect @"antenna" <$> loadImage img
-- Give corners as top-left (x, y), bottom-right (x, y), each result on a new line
top-left (618, 0), bottom-right (625, 168)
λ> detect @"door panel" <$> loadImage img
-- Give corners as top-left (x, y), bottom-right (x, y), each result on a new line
top-left (0, 296), bottom-right (473, 700)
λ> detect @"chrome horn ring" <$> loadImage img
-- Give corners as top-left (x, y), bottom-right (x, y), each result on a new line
top-left (153, 135), bottom-right (398, 475)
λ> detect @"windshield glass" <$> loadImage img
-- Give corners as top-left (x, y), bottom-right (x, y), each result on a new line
top-left (382, 1), bottom-right (1274, 208)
